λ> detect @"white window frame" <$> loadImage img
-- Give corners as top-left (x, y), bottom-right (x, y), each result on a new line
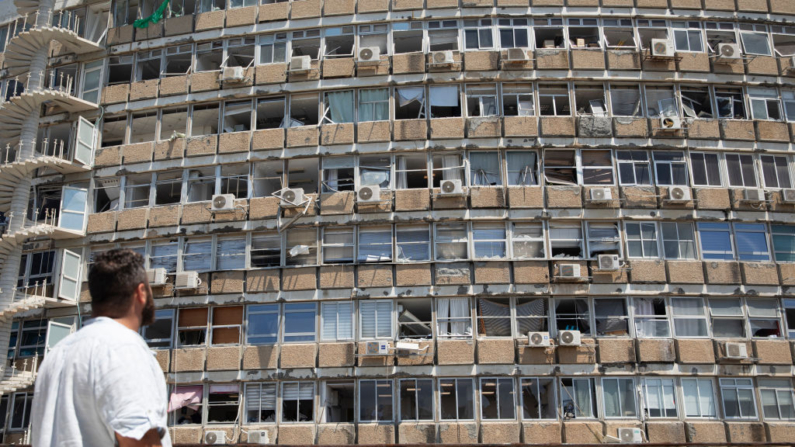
top-left (359, 300), bottom-right (394, 340)
top-left (439, 378), bottom-right (475, 421)
top-left (479, 377), bottom-right (516, 421)
top-left (601, 377), bottom-right (638, 419)
top-left (719, 378), bottom-right (758, 420)
top-left (672, 21), bottom-right (704, 53)
top-left (681, 378), bottom-right (718, 419)
top-left (642, 378), bottom-right (679, 419)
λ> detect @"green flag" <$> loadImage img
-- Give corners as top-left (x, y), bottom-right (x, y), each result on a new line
top-left (134, 0), bottom-right (170, 29)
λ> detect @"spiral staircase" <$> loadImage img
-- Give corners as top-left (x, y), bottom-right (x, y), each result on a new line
top-left (0, 0), bottom-right (102, 395)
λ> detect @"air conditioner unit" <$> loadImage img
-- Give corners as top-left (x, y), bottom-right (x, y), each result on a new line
top-left (660, 116), bottom-right (682, 130)
top-left (506, 48), bottom-right (528, 62)
top-left (204, 430), bottom-right (226, 445)
top-left (211, 194), bottom-right (236, 212)
top-left (431, 50), bottom-right (455, 65)
top-left (716, 43), bottom-right (741, 62)
top-left (782, 189), bottom-right (795, 202)
top-left (146, 268), bottom-right (167, 285)
top-left (357, 185), bottom-right (381, 203)
top-left (789, 55), bottom-right (795, 71)
top-left (290, 55), bottom-right (312, 71)
top-left (559, 264), bottom-right (581, 278)
top-left (742, 188), bottom-right (765, 202)
top-left (668, 186), bottom-right (692, 202)
top-left (439, 179), bottom-right (464, 196)
top-left (366, 341), bottom-right (390, 355)
top-left (248, 430), bottom-right (271, 445)
top-left (280, 188), bottom-right (305, 207)
top-left (590, 187), bottom-right (613, 202)
top-left (395, 341), bottom-right (421, 352)
top-left (220, 66), bottom-right (245, 83)
top-left (618, 427), bottom-right (643, 444)
top-left (598, 254), bottom-right (621, 271)
top-left (175, 271), bottom-right (200, 290)
top-left (527, 331), bottom-right (551, 347)
top-left (651, 38), bottom-right (675, 58)
top-left (558, 330), bottom-right (582, 346)
top-left (358, 46), bottom-right (381, 63)
top-left (725, 342), bottom-right (748, 359)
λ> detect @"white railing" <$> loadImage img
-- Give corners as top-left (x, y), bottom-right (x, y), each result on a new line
top-left (0, 356), bottom-right (38, 382)
top-left (0, 138), bottom-right (70, 166)
top-left (1, 70), bottom-right (75, 102)
top-left (10, 11), bottom-right (83, 37)
top-left (0, 208), bottom-right (58, 238)
top-left (13, 280), bottom-right (52, 302)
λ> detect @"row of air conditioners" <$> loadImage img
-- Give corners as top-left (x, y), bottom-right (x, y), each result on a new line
top-left (206, 430), bottom-right (270, 445)
top-left (557, 254), bottom-right (621, 279)
top-left (527, 330), bottom-right (581, 347)
top-left (146, 269), bottom-right (201, 290)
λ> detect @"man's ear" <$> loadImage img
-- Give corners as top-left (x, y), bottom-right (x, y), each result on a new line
top-left (135, 283), bottom-right (148, 306)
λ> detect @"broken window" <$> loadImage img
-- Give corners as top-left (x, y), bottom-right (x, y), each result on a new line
top-left (672, 21), bottom-right (704, 52)
top-left (48, 64), bottom-right (78, 95)
top-left (322, 382), bottom-right (354, 423)
top-left (555, 298), bottom-right (591, 335)
top-left (230, 0), bottom-right (255, 7)
top-left (199, 0), bottom-right (224, 13)
top-left (715, 87), bottom-right (747, 119)
top-left (512, 222), bottom-right (545, 258)
top-left (251, 232), bottom-right (281, 267)
top-left (645, 85), bottom-right (677, 118)
top-left (431, 153), bottom-right (464, 187)
top-left (705, 22), bottom-right (738, 53)
top-left (107, 55), bottom-right (133, 85)
top-left (771, 25), bottom-right (795, 56)
top-left (760, 155), bottom-right (793, 189)
top-left (246, 304), bottom-right (279, 344)
top-left (397, 298), bottom-right (432, 339)
top-left (291, 29), bottom-right (321, 59)
top-left (252, 161), bottom-right (282, 198)
top-left (602, 377), bottom-right (637, 418)
top-left (359, 88), bottom-right (389, 122)
top-left (177, 308), bottom-right (208, 346)
top-left (150, 240), bottom-right (178, 272)
top-left (538, 84), bottom-right (571, 116)
top-left (168, 0), bottom-right (195, 17)
top-left (164, 45), bottom-right (193, 76)
top-left (396, 224), bottom-right (430, 262)
top-left (187, 168), bottom-right (215, 202)
top-left (322, 156), bottom-right (354, 192)
top-left (395, 87), bottom-right (425, 120)
top-left (207, 384), bottom-right (239, 424)
top-left (283, 303), bottom-right (316, 342)
top-left (437, 298), bottom-right (472, 338)
top-left (135, 50), bottom-right (162, 81)
top-left (288, 158), bottom-right (319, 194)
top-left (101, 114), bottom-right (126, 147)
top-left (94, 178), bottom-right (120, 212)
top-left (395, 154), bottom-right (428, 189)
top-left (466, 84), bottom-right (497, 117)
top-left (143, 309), bottom-right (174, 348)
top-left (521, 378), bottom-right (556, 420)
top-left (602, 19), bottom-right (636, 48)
top-left (740, 23), bottom-right (772, 56)
top-left (616, 151), bottom-right (651, 186)
top-left (582, 150), bottom-right (614, 185)
top-left (429, 85), bottom-right (461, 118)
top-left (226, 38), bottom-right (255, 68)
top-left (358, 24), bottom-right (388, 56)
top-left (544, 149), bottom-right (576, 185)
top-left (210, 306), bottom-right (243, 346)
top-left (392, 22), bottom-right (423, 54)
top-left (220, 164), bottom-right (248, 198)
top-left (17, 251), bottom-right (55, 294)
top-left (400, 379), bottom-right (434, 421)
top-left (130, 111), bottom-right (157, 143)
top-left (322, 90), bottom-right (354, 124)
top-left (183, 237), bottom-right (212, 271)
top-left (587, 222), bottom-right (620, 258)
top-left (112, 0), bottom-right (137, 25)
top-left (633, 297), bottom-right (670, 338)
top-left (324, 26), bottom-right (354, 58)
top-left (290, 93), bottom-right (319, 126)
top-left (642, 378), bottom-right (678, 418)
top-left (195, 42), bottom-right (223, 72)
top-left (321, 302), bottom-right (353, 341)
top-left (550, 222), bottom-right (583, 258)
top-left (568, 18), bottom-right (600, 48)
top-left (680, 86), bottom-right (713, 119)
top-left (515, 297), bottom-right (548, 335)
top-left (190, 103), bottom-right (219, 136)
top-left (472, 222), bottom-right (506, 259)
top-left (256, 97), bottom-right (286, 129)
top-left (534, 18), bottom-right (565, 49)
top-left (440, 379), bottom-right (474, 420)
top-left (359, 154), bottom-right (391, 189)
top-left (690, 152), bottom-right (722, 187)
top-left (10, 393), bottom-right (33, 430)
top-left (574, 84), bottom-right (606, 116)
top-left (259, 34), bottom-right (288, 65)
top-left (725, 153), bottom-right (758, 187)
top-left (784, 91), bottom-right (795, 122)
top-left (223, 100), bottom-right (252, 133)
top-left (502, 83), bottom-right (534, 116)
top-left (480, 378), bottom-right (516, 420)
top-left (322, 227), bottom-right (354, 264)
top-left (637, 19), bottom-right (669, 51)
top-left (155, 171), bottom-right (183, 205)
top-left (469, 151), bottom-right (501, 186)
top-left (170, 385), bottom-right (202, 425)
top-left (498, 18), bottom-right (529, 48)
top-left (159, 107), bottom-right (188, 141)
top-left (464, 19), bottom-right (494, 51)
top-left (286, 228), bottom-right (317, 266)
top-left (245, 383), bottom-right (276, 423)
top-left (435, 222), bottom-right (468, 260)
top-left (360, 380), bottom-right (393, 422)
top-left (124, 175), bottom-right (151, 209)
top-left (428, 20), bottom-right (459, 51)
top-left (748, 88), bottom-right (782, 121)
top-left (505, 150), bottom-right (538, 186)
top-left (652, 151), bottom-right (688, 186)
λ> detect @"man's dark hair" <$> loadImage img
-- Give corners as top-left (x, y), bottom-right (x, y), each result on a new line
top-left (89, 249), bottom-right (148, 317)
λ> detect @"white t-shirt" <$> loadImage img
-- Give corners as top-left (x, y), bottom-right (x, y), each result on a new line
top-left (31, 317), bottom-right (172, 447)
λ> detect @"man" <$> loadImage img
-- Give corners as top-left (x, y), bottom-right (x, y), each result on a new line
top-left (31, 249), bottom-right (172, 447)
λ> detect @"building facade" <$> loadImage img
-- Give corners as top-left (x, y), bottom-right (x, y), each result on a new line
top-left (1, 0), bottom-right (795, 444)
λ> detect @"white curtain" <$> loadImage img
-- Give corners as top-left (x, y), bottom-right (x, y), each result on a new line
top-left (442, 155), bottom-right (462, 181)
top-left (396, 156), bottom-right (408, 189)
top-left (437, 298), bottom-right (450, 337)
top-left (327, 91), bottom-right (354, 123)
top-left (398, 87), bottom-right (424, 107)
top-left (359, 89), bottom-right (388, 122)
top-left (437, 298), bottom-right (470, 336)
top-left (430, 86), bottom-right (459, 107)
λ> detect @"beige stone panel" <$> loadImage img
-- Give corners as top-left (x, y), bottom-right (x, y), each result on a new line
top-left (394, 120), bottom-right (427, 141)
top-left (242, 345), bottom-right (278, 369)
top-left (134, 24), bottom-right (163, 42)
top-left (676, 339), bottom-right (716, 364)
top-left (571, 49), bottom-right (605, 70)
top-left (212, 198), bottom-right (247, 223)
top-left (432, 190), bottom-right (467, 210)
top-left (591, 259), bottom-right (628, 284)
top-left (646, 422), bottom-right (686, 443)
top-left (210, 271), bottom-right (244, 294)
top-left (87, 212), bottom-right (117, 233)
top-left (107, 25), bottom-right (133, 45)
top-left (151, 279), bottom-right (174, 299)
top-left (246, 269), bottom-right (280, 292)
top-left (613, 117), bottom-right (648, 137)
top-left (288, 60), bottom-right (321, 82)
top-left (513, 261), bottom-right (549, 284)
top-left (358, 341), bottom-right (395, 366)
top-left (259, 2), bottom-right (289, 21)
top-left (218, 131), bottom-right (250, 154)
top-left (507, 187), bottom-right (543, 208)
top-left (357, 121), bottom-right (391, 143)
top-left (435, 263), bottom-right (471, 284)
top-left (399, 423), bottom-right (435, 444)
top-left (474, 262), bottom-right (510, 284)
top-left (747, 56), bottom-right (778, 76)
top-left (535, 49), bottom-right (569, 70)
top-left (291, 0), bottom-right (321, 18)
top-left (164, 15), bottom-right (193, 36)
top-left (704, 261), bottom-right (741, 285)
top-left (94, 146), bottom-right (122, 167)
top-left (540, 117), bottom-right (576, 137)
top-left (729, 188), bottom-right (768, 212)
top-left (286, 126), bottom-right (319, 148)
top-left (154, 139), bottom-right (184, 160)
top-left (766, 423), bottom-right (795, 442)
top-left (324, 0), bottom-right (355, 15)
top-left (322, 58), bottom-right (355, 79)
top-left (284, 193), bottom-right (317, 217)
top-left (438, 422), bottom-right (478, 444)
top-left (470, 187), bottom-right (505, 208)
top-left (158, 75), bottom-right (188, 97)
top-left (195, 10), bottom-right (225, 31)
top-left (467, 117), bottom-right (501, 138)
top-left (741, 262), bottom-right (779, 286)
top-left (252, 128), bottom-right (285, 150)
top-left (670, 0), bottom-right (701, 8)
top-left (426, 0), bottom-right (456, 6)
top-left (170, 427), bottom-right (202, 445)
top-left (584, 185), bottom-right (618, 208)
top-left (685, 422), bottom-right (727, 443)
top-left (117, 208), bottom-right (148, 230)
top-left (189, 71), bottom-right (220, 93)
top-left (463, 0), bottom-right (493, 5)
top-left (598, 338), bottom-right (636, 364)
top-left (122, 142), bottom-right (154, 164)
top-left (604, 422), bottom-right (643, 440)
top-left (318, 342), bottom-right (355, 367)
top-left (186, 135), bottom-right (217, 157)
top-left (319, 265), bottom-right (354, 289)
top-left (320, 123), bottom-right (354, 145)
top-left (392, 52), bottom-right (425, 74)
top-left (278, 425), bottom-right (316, 444)
top-left (154, 349), bottom-right (170, 372)
top-left (395, 264), bottom-right (432, 286)
top-left (130, 79), bottom-right (159, 101)
top-left (255, 63), bottom-right (287, 85)
top-left (429, 118), bottom-right (464, 139)
top-left (463, 51), bottom-right (499, 71)
top-left (621, 186), bottom-right (656, 208)
top-left (280, 344), bottom-right (317, 368)
top-left (358, 57), bottom-right (390, 77)
top-left (358, 264), bottom-right (393, 288)
top-left (317, 424), bottom-right (354, 444)
top-left (546, 185), bottom-right (582, 208)
top-left (358, 0), bottom-right (389, 11)
top-left (426, 51), bottom-right (461, 73)
top-left (397, 340), bottom-right (434, 366)
top-left (566, 0), bottom-right (599, 5)
top-left (477, 338), bottom-right (514, 364)
top-left (523, 422), bottom-right (561, 444)
top-left (171, 348), bottom-right (206, 372)
top-left (533, 0), bottom-right (563, 5)
top-left (780, 263), bottom-right (795, 286)
top-left (606, 50), bottom-right (641, 70)
top-left (282, 267), bottom-right (316, 291)
top-left (552, 261), bottom-right (587, 282)
top-left (666, 261), bottom-right (704, 284)
top-left (635, 0), bottom-right (667, 6)
top-left (181, 202), bottom-right (211, 224)
top-left (713, 58), bottom-right (745, 75)
top-left (704, 0), bottom-right (735, 9)
top-left (241, 427), bottom-right (278, 444)
top-left (753, 340), bottom-right (793, 365)
top-left (558, 340), bottom-right (597, 364)
top-left (437, 339), bottom-right (475, 365)
top-left (642, 52), bottom-right (676, 72)
top-left (757, 121), bottom-right (791, 143)
top-left (637, 338), bottom-right (675, 363)
top-left (563, 421), bottom-right (604, 444)
top-left (500, 50), bottom-right (533, 70)
top-left (149, 205), bottom-right (181, 227)
top-left (517, 340), bottom-right (555, 364)
top-left (504, 116), bottom-right (538, 137)
top-left (771, 0), bottom-right (795, 13)
top-left (319, 191), bottom-right (354, 215)
top-left (629, 260), bottom-right (667, 283)
top-left (206, 346), bottom-right (241, 371)
top-left (482, 423), bottom-right (520, 444)
top-left (650, 118), bottom-right (686, 139)
top-left (688, 119), bottom-right (720, 139)
top-left (394, 189), bottom-right (429, 211)
top-left (737, 0), bottom-right (769, 12)
top-left (226, 5), bottom-right (257, 26)
top-left (726, 422), bottom-right (767, 443)
top-left (248, 197), bottom-right (279, 220)
top-left (358, 424), bottom-right (394, 444)
top-left (677, 52), bottom-right (710, 72)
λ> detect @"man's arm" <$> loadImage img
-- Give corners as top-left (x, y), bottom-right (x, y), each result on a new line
top-left (116, 429), bottom-right (163, 447)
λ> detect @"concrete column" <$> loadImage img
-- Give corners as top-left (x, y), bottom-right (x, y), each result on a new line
top-left (25, 46), bottom-right (49, 96)
top-left (0, 177), bottom-right (32, 307)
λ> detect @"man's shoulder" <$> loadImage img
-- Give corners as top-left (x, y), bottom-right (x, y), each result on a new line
top-left (57, 319), bottom-right (150, 359)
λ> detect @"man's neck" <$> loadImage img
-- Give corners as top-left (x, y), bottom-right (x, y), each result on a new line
top-left (111, 315), bottom-right (141, 332)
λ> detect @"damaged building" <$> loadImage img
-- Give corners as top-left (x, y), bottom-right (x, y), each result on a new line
top-left (1, 0), bottom-right (795, 444)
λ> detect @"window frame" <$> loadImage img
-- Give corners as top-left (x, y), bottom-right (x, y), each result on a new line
top-left (719, 378), bottom-right (759, 420)
top-left (479, 377), bottom-right (517, 421)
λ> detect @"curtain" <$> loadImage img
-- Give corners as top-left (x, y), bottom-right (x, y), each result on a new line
top-left (442, 155), bottom-right (462, 181)
top-left (507, 152), bottom-right (537, 186)
top-left (437, 298), bottom-right (450, 336)
top-left (360, 89), bottom-right (388, 122)
top-left (246, 384), bottom-right (276, 411)
top-left (450, 298), bottom-right (470, 336)
top-left (398, 87), bottom-right (424, 107)
top-left (516, 299), bottom-right (545, 334)
top-left (469, 152), bottom-right (500, 186)
top-left (603, 380), bottom-right (619, 417)
top-left (168, 385), bottom-right (203, 412)
top-left (478, 299), bottom-right (511, 336)
top-left (574, 380), bottom-right (593, 418)
top-left (327, 91), bottom-right (354, 123)
top-left (430, 86), bottom-right (459, 107)
top-left (396, 156), bottom-right (408, 189)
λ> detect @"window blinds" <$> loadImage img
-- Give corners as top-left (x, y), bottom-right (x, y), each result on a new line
top-left (246, 384), bottom-right (276, 411)
top-left (360, 301), bottom-right (392, 338)
top-left (322, 302), bottom-right (353, 340)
